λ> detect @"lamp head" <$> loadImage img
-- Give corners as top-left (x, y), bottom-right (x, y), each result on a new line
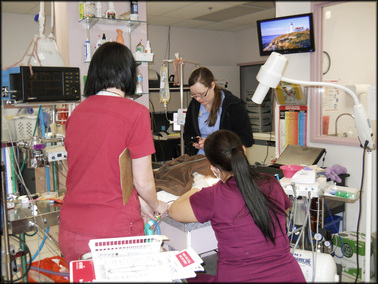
top-left (252, 52), bottom-right (288, 104)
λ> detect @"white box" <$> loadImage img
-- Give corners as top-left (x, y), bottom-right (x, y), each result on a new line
top-left (332, 231), bottom-right (375, 281)
top-left (134, 52), bottom-right (154, 62)
top-left (44, 145), bottom-right (67, 162)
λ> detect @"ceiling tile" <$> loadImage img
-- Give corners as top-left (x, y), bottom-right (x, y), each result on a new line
top-left (161, 2), bottom-right (232, 19)
top-left (223, 8), bottom-right (276, 25)
top-left (241, 1), bottom-right (275, 9)
top-left (146, 1), bottom-right (194, 17)
top-left (147, 16), bottom-right (186, 26)
top-left (197, 21), bottom-right (239, 31)
top-left (194, 6), bottom-right (262, 22)
top-left (170, 19), bottom-right (213, 29)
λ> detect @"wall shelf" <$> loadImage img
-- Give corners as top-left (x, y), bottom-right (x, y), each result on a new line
top-left (79, 17), bottom-right (146, 32)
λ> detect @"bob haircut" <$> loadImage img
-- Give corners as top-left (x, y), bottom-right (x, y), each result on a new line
top-left (84, 41), bottom-right (137, 98)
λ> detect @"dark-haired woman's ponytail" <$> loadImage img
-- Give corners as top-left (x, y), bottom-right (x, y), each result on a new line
top-left (230, 148), bottom-right (277, 243)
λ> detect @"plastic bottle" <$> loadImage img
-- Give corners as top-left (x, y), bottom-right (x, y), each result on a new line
top-left (136, 39), bottom-right (144, 53)
top-left (130, 1), bottom-right (138, 20)
top-left (79, 2), bottom-right (84, 19)
top-left (95, 1), bottom-right (102, 17)
top-left (131, 1), bottom-right (138, 14)
top-left (101, 33), bottom-right (107, 44)
top-left (335, 190), bottom-right (355, 199)
top-left (84, 37), bottom-right (91, 62)
top-left (136, 69), bottom-right (143, 95)
top-left (145, 40), bottom-right (151, 53)
top-left (85, 1), bottom-right (95, 18)
top-left (106, 1), bottom-right (116, 19)
top-left (95, 34), bottom-right (102, 50)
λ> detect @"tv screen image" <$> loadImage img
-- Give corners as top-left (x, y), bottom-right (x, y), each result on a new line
top-left (257, 13), bottom-right (315, 56)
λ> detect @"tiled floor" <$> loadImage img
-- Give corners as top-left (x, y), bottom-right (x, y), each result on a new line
top-left (22, 225), bottom-right (62, 261)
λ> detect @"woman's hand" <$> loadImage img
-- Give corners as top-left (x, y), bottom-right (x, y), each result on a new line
top-left (139, 196), bottom-right (154, 224)
top-left (193, 136), bottom-right (205, 150)
top-left (139, 197), bottom-right (168, 223)
top-left (153, 200), bottom-right (169, 220)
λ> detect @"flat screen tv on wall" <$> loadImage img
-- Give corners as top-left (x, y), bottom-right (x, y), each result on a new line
top-left (257, 13), bottom-right (315, 56)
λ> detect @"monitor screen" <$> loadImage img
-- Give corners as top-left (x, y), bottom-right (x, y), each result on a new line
top-left (150, 111), bottom-right (181, 134)
top-left (257, 13), bottom-right (315, 56)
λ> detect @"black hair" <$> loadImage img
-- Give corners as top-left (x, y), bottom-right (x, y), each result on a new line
top-left (188, 67), bottom-right (222, 126)
top-left (204, 129), bottom-right (287, 244)
top-left (84, 41), bottom-right (137, 98)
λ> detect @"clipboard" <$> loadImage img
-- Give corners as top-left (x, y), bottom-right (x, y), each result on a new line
top-left (119, 148), bottom-right (134, 205)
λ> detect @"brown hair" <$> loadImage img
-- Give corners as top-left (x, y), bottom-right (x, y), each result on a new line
top-left (188, 67), bottom-right (222, 126)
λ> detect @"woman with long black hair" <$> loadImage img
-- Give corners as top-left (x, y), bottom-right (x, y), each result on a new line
top-left (169, 129), bottom-right (305, 282)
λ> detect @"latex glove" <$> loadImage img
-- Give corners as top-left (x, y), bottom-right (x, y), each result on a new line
top-left (325, 164), bottom-right (347, 183)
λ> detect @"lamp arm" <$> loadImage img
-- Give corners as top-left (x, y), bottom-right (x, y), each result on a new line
top-left (281, 76), bottom-right (360, 105)
top-left (281, 76), bottom-right (374, 150)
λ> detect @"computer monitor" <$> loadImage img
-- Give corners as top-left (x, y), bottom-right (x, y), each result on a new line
top-left (151, 112), bottom-right (172, 134)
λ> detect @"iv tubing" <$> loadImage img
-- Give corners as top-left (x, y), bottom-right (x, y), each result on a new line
top-left (161, 57), bottom-right (200, 155)
top-left (10, 146), bottom-right (16, 194)
top-left (29, 265), bottom-right (70, 277)
top-left (29, 227), bottom-right (50, 263)
top-left (46, 165), bottom-right (51, 192)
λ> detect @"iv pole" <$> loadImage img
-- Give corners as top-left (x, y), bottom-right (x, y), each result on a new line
top-left (162, 56), bottom-right (200, 156)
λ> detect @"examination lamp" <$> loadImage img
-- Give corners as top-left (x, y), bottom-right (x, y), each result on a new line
top-left (253, 52), bottom-right (374, 150)
top-left (252, 51), bottom-right (375, 282)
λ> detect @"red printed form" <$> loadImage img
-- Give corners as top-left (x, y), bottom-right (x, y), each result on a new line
top-left (70, 259), bottom-right (96, 282)
top-left (176, 250), bottom-right (195, 267)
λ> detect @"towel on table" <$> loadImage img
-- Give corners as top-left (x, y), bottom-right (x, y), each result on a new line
top-left (154, 154), bottom-right (215, 196)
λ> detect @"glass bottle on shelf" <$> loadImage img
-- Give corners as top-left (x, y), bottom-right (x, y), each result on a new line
top-left (136, 40), bottom-right (144, 53)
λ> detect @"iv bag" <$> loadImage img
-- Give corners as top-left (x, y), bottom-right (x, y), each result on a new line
top-left (19, 35), bottom-right (65, 67)
top-left (159, 65), bottom-right (170, 104)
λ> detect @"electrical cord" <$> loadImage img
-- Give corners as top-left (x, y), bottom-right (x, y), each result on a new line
top-left (324, 199), bottom-right (345, 258)
top-left (50, 161), bottom-right (67, 179)
top-left (354, 141), bottom-right (368, 283)
top-left (149, 98), bottom-right (168, 162)
top-left (2, 234), bottom-right (32, 283)
top-left (306, 197), bottom-right (315, 282)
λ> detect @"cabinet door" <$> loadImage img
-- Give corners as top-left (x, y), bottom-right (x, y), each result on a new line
top-left (240, 64), bottom-right (263, 101)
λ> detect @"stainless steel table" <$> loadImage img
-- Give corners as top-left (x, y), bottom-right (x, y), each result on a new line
top-left (7, 199), bottom-right (61, 234)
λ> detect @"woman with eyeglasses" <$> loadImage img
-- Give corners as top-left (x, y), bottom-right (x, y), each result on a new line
top-left (183, 67), bottom-right (254, 156)
top-left (169, 130), bottom-right (306, 283)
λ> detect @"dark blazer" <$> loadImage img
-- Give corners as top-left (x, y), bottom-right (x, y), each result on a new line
top-left (183, 89), bottom-right (254, 155)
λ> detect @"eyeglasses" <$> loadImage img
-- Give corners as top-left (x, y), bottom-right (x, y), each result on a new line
top-left (190, 88), bottom-right (209, 99)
